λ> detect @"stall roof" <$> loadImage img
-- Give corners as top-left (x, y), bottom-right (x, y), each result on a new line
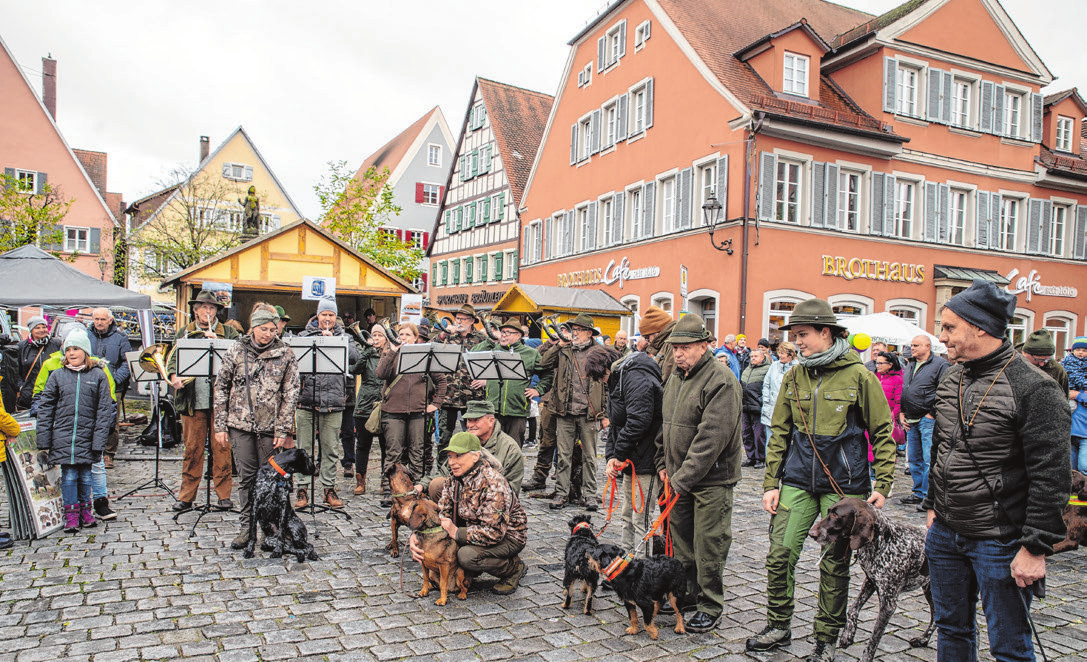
top-left (494, 284), bottom-right (631, 315)
top-left (932, 265), bottom-right (1010, 284)
top-left (0, 244), bottom-right (152, 309)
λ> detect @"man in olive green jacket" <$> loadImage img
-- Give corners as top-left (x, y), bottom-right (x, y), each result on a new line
top-left (654, 313), bottom-right (743, 634)
top-left (417, 400), bottom-right (524, 497)
top-left (747, 298), bottom-right (894, 662)
top-left (470, 320), bottom-right (541, 446)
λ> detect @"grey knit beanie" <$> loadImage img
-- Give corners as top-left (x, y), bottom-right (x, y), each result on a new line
top-left (317, 297), bottom-right (338, 316)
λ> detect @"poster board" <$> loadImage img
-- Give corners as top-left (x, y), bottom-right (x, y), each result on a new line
top-left (2, 415), bottom-right (63, 539)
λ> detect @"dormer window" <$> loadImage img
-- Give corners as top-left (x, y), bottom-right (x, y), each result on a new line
top-left (783, 53), bottom-right (808, 97)
top-left (1056, 115), bottom-right (1075, 152)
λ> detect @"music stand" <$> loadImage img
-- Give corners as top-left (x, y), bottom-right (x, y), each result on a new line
top-left (398, 343), bottom-right (462, 375)
top-left (170, 338), bottom-right (239, 534)
top-left (116, 351), bottom-right (176, 501)
top-left (288, 336), bottom-right (352, 525)
top-left (464, 350), bottom-right (528, 381)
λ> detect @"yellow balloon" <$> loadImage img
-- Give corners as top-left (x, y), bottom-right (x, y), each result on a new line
top-left (851, 332), bottom-right (872, 351)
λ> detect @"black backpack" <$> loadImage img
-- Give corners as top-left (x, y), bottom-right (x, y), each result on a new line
top-left (137, 397), bottom-right (182, 448)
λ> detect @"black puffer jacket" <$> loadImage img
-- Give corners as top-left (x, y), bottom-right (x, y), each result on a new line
top-left (900, 354), bottom-right (949, 419)
top-left (17, 337), bottom-right (61, 409)
top-left (741, 362), bottom-right (770, 414)
top-left (297, 319), bottom-right (361, 412)
top-left (35, 361), bottom-right (113, 465)
top-left (923, 342), bottom-right (1070, 555)
top-left (606, 351), bottom-right (662, 476)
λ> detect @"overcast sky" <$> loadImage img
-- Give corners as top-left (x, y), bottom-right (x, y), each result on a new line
top-left (3, 0), bottom-right (1085, 219)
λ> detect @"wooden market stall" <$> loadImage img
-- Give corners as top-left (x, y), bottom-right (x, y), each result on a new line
top-left (160, 219), bottom-right (415, 332)
top-left (491, 283), bottom-right (631, 341)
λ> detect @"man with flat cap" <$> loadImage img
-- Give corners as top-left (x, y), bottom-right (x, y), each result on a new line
top-left (416, 400), bottom-right (524, 499)
top-left (925, 281), bottom-right (1069, 661)
top-left (1020, 329), bottom-right (1068, 393)
top-left (540, 313), bottom-right (608, 510)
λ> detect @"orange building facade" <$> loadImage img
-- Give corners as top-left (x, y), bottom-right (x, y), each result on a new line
top-left (519, 0), bottom-right (1087, 352)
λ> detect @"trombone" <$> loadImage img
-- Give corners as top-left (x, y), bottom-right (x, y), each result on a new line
top-left (139, 343), bottom-right (192, 388)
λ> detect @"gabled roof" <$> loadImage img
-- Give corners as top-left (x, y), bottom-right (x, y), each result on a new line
top-left (1044, 89), bottom-right (1087, 115)
top-left (353, 106), bottom-right (454, 186)
top-left (0, 34), bottom-right (120, 227)
top-left (734, 19), bottom-right (831, 61)
top-left (130, 126), bottom-right (303, 231)
top-left (476, 78), bottom-right (554, 209)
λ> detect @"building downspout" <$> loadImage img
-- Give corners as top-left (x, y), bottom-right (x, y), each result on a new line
top-left (739, 113), bottom-right (764, 335)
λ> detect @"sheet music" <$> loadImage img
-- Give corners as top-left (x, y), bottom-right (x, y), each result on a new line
top-left (175, 338), bottom-right (236, 378)
top-left (287, 336), bottom-right (349, 375)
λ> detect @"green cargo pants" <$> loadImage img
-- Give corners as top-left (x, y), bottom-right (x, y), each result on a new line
top-left (765, 485), bottom-right (862, 642)
top-left (669, 484), bottom-right (734, 618)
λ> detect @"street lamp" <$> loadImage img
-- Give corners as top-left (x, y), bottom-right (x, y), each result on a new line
top-left (97, 255), bottom-right (108, 280)
top-left (703, 192), bottom-right (733, 255)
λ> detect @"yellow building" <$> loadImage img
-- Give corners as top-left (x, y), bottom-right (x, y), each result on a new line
top-left (125, 127), bottom-right (304, 303)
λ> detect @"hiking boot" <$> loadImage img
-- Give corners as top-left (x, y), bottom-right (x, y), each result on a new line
top-left (295, 489), bottom-right (308, 509)
top-left (217, 498), bottom-right (234, 510)
top-left (103, 456), bottom-right (115, 469)
top-left (549, 496), bottom-right (568, 510)
top-left (343, 463), bottom-right (354, 478)
top-left (807, 640), bottom-right (836, 662)
top-left (93, 497), bottom-right (117, 521)
top-left (492, 560), bottom-right (527, 595)
top-left (324, 488), bottom-right (344, 508)
top-left (522, 476), bottom-right (546, 491)
top-left (171, 500), bottom-right (193, 513)
top-left (354, 473), bottom-right (366, 496)
top-left (63, 505), bottom-right (80, 533)
top-left (79, 502), bottom-right (97, 528)
top-left (230, 530), bottom-right (249, 550)
top-left (745, 625), bottom-right (792, 652)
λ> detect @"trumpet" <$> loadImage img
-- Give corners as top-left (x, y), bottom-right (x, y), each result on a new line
top-left (378, 317), bottom-right (401, 346)
top-left (139, 343), bottom-right (193, 388)
top-left (345, 321), bottom-right (372, 347)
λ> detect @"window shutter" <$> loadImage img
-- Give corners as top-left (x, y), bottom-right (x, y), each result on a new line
top-left (825, 164), bottom-right (839, 230)
top-left (613, 192), bottom-right (625, 245)
top-left (456, 206), bottom-right (463, 232)
top-left (590, 109), bottom-right (601, 154)
top-left (1027, 198), bottom-right (1043, 253)
top-left (980, 81), bottom-right (995, 133)
top-left (445, 210), bottom-right (454, 235)
top-left (522, 231), bottom-right (530, 265)
top-left (510, 251), bottom-right (518, 279)
top-left (644, 21), bottom-right (651, 40)
top-left (567, 210), bottom-right (577, 255)
top-left (588, 201), bottom-right (598, 247)
top-left (244, 166), bottom-right (253, 181)
top-left (482, 196), bottom-right (491, 224)
top-left (619, 20), bottom-right (627, 59)
top-left (976, 191), bottom-right (991, 248)
top-left (544, 217), bottom-right (552, 259)
top-left (460, 156), bottom-right (467, 181)
top-left (496, 192), bottom-right (505, 221)
top-left (1040, 201), bottom-right (1052, 253)
top-left (870, 172), bottom-right (886, 236)
top-left (1031, 93), bottom-right (1044, 143)
top-left (883, 175), bottom-right (896, 236)
top-left (438, 186), bottom-right (445, 206)
top-left (570, 124), bottom-right (578, 165)
top-left (432, 262), bottom-right (440, 285)
top-left (644, 78), bottom-right (654, 129)
top-left (90, 227), bottom-right (101, 254)
top-left (422, 232), bottom-right (429, 250)
top-left (415, 183), bottom-right (425, 203)
top-left (36, 172), bottom-right (48, 194)
top-left (471, 149), bottom-right (479, 177)
top-left (715, 156), bottom-right (728, 214)
top-left (492, 252), bottom-right (501, 280)
top-left (617, 94), bottom-right (629, 141)
top-left (811, 162), bottom-right (825, 228)
top-left (597, 37), bottom-right (606, 73)
top-left (480, 255), bottom-right (488, 282)
top-left (993, 85), bottom-right (1005, 136)
top-left (222, 163), bottom-right (231, 178)
top-left (883, 57), bottom-right (897, 113)
top-left (927, 69), bottom-right (943, 122)
top-left (452, 259), bottom-right (460, 284)
top-left (990, 193), bottom-right (1002, 249)
top-left (678, 167), bottom-right (693, 229)
top-left (941, 72), bottom-right (953, 125)
top-left (938, 184), bottom-right (950, 242)
top-left (642, 181), bottom-right (655, 238)
top-left (757, 153), bottom-right (776, 222)
top-left (1074, 205), bottom-right (1087, 259)
top-left (924, 182), bottom-right (939, 242)
top-left (466, 257), bottom-right (473, 284)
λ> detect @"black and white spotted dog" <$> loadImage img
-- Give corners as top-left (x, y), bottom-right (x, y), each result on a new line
top-left (244, 448), bottom-right (319, 563)
top-left (809, 497), bottom-right (934, 662)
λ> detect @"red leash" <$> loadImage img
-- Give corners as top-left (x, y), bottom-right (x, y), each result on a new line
top-left (602, 478), bottom-right (680, 581)
top-left (597, 460), bottom-right (645, 538)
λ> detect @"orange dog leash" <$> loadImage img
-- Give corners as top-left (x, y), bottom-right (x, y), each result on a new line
top-left (602, 479), bottom-right (680, 581)
top-left (597, 460), bottom-right (645, 538)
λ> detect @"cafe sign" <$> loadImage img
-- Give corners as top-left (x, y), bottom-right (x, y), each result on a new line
top-left (821, 255), bottom-right (925, 284)
top-left (1004, 268), bottom-right (1077, 302)
top-left (557, 256), bottom-right (660, 289)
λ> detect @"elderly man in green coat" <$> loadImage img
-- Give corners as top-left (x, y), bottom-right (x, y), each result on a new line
top-left (470, 319), bottom-right (541, 446)
top-left (654, 313), bottom-right (743, 634)
top-left (416, 400), bottom-right (524, 499)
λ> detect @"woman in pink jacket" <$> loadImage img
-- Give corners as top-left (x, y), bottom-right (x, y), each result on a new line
top-left (873, 351), bottom-right (904, 463)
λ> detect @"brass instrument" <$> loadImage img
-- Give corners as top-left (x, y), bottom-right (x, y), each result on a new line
top-left (139, 343), bottom-right (193, 387)
top-left (481, 313), bottom-right (502, 341)
top-left (378, 317), bottom-right (401, 346)
top-left (345, 321), bottom-right (372, 346)
top-left (541, 313), bottom-right (572, 342)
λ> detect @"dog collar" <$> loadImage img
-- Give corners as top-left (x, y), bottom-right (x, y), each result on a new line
top-left (603, 551), bottom-right (634, 581)
top-left (572, 522), bottom-right (593, 535)
top-left (419, 525), bottom-right (445, 535)
top-left (1070, 496), bottom-right (1087, 506)
top-left (389, 491), bottom-right (415, 499)
top-left (268, 458), bottom-right (288, 477)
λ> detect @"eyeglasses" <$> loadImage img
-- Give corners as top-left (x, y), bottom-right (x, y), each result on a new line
top-left (875, 361), bottom-right (890, 366)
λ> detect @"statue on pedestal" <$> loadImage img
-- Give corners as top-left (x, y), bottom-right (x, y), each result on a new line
top-left (239, 185), bottom-right (260, 237)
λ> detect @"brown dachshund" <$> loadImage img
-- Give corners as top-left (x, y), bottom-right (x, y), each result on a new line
top-left (1054, 470), bottom-right (1087, 554)
top-left (407, 498), bottom-right (468, 605)
top-left (386, 463), bottom-right (420, 557)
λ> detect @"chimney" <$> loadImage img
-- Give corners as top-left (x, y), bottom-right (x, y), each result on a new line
top-left (199, 136), bottom-right (210, 163)
top-left (42, 55), bottom-right (57, 120)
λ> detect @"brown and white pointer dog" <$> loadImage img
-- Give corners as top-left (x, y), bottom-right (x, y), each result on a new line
top-left (809, 497), bottom-right (935, 662)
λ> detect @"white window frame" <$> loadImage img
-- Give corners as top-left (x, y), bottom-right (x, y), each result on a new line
top-left (783, 52), bottom-right (809, 97)
top-left (659, 175), bottom-right (676, 233)
top-left (634, 21), bottom-right (651, 50)
top-left (896, 63), bottom-right (922, 118)
top-left (628, 185), bottom-right (644, 240)
top-left (578, 63), bottom-right (592, 87)
top-left (603, 101), bottom-right (617, 149)
top-left (222, 162), bottom-right (253, 182)
top-left (998, 194), bottom-right (1022, 251)
top-left (773, 158), bottom-right (803, 224)
top-left (1050, 202), bottom-right (1070, 256)
top-left (579, 114), bottom-right (593, 161)
top-left (1007, 309), bottom-right (1034, 347)
top-left (525, 220), bottom-right (542, 265)
top-left (621, 296), bottom-right (640, 337)
top-left (763, 288), bottom-right (815, 342)
top-left (503, 250), bottom-right (517, 280)
top-left (630, 81), bottom-right (648, 135)
top-left (837, 168), bottom-right (863, 232)
top-left (577, 205), bottom-right (592, 253)
top-left (608, 24), bottom-right (623, 67)
top-left (947, 188), bottom-right (969, 246)
top-left (600, 195), bottom-right (617, 248)
top-left (1004, 89), bottom-right (1025, 139)
top-left (422, 183), bottom-right (440, 206)
top-left (1043, 312), bottom-right (1076, 355)
top-left (13, 169), bottom-right (37, 193)
top-left (1056, 116), bottom-right (1075, 152)
top-left (650, 292), bottom-right (673, 316)
top-left (892, 177), bottom-right (919, 239)
top-left (886, 298), bottom-right (927, 332)
top-left (828, 294), bottom-right (873, 319)
top-left (695, 157), bottom-right (717, 221)
top-left (64, 226), bottom-right (90, 253)
top-left (950, 76), bottom-right (974, 129)
top-left (427, 144), bottom-right (442, 167)
top-left (687, 288), bottom-right (721, 339)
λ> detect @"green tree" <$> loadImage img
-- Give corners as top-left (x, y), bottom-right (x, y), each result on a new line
top-left (314, 160), bottom-right (423, 282)
top-left (0, 173), bottom-right (74, 258)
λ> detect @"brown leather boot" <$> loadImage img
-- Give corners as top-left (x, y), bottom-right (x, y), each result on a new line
top-left (354, 473), bottom-right (366, 495)
top-left (294, 488), bottom-right (308, 509)
top-left (324, 488), bottom-right (344, 508)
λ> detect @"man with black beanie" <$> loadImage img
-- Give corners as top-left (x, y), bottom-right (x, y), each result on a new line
top-left (925, 280), bottom-right (1070, 661)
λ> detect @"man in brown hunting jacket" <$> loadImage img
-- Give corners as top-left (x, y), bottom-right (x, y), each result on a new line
top-left (436, 304), bottom-right (486, 459)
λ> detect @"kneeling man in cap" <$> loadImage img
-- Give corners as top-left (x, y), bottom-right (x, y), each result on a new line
top-left (410, 431), bottom-right (529, 594)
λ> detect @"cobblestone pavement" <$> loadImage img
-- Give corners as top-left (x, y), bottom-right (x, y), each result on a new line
top-left (1, 422), bottom-right (1085, 661)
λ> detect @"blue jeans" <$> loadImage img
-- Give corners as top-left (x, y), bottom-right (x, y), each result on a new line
top-left (1072, 437), bottom-right (1087, 473)
top-left (925, 519), bottom-right (1035, 662)
top-left (907, 416), bottom-right (934, 499)
top-left (91, 459), bottom-right (107, 500)
top-left (61, 464), bottom-right (93, 506)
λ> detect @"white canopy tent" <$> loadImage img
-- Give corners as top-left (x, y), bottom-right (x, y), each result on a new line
top-left (838, 312), bottom-right (946, 355)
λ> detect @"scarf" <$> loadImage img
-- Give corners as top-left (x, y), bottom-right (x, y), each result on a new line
top-left (797, 337), bottom-right (852, 369)
top-left (1063, 354), bottom-right (1087, 391)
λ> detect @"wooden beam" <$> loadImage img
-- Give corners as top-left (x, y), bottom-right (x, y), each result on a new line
top-left (260, 243), bottom-right (269, 281)
top-left (332, 248), bottom-right (341, 281)
top-left (230, 256), bottom-right (239, 281)
top-left (299, 226), bottom-right (307, 254)
top-left (268, 252), bottom-right (333, 264)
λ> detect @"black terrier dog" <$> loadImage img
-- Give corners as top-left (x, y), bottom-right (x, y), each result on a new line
top-left (586, 546), bottom-right (687, 640)
top-left (244, 448), bottom-right (319, 563)
top-left (561, 515), bottom-right (623, 614)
